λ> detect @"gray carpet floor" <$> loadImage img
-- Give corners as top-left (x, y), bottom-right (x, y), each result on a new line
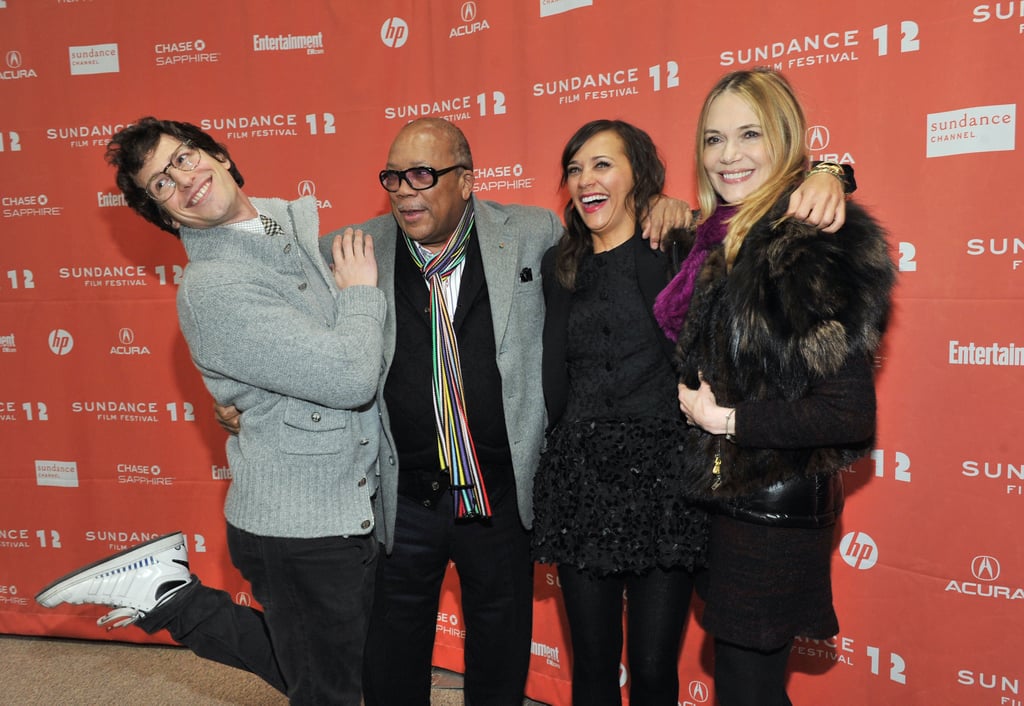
top-left (0, 634), bottom-right (548, 705)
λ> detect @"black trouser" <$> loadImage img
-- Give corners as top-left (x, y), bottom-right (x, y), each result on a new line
top-left (140, 524), bottom-right (377, 706)
top-left (714, 639), bottom-right (794, 706)
top-left (558, 564), bottom-right (695, 706)
top-left (362, 486), bottom-right (533, 706)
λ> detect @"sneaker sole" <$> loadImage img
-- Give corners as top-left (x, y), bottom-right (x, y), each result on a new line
top-left (35, 531), bottom-right (186, 608)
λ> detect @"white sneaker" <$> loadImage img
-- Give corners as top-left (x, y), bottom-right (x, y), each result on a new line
top-left (35, 531), bottom-right (192, 629)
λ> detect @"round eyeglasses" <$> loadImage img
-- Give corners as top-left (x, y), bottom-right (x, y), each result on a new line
top-left (378, 164), bottom-right (469, 193)
top-left (146, 142), bottom-right (201, 203)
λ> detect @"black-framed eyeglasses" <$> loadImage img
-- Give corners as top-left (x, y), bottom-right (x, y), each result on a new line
top-left (145, 142), bottom-right (201, 203)
top-left (378, 164), bottom-right (469, 192)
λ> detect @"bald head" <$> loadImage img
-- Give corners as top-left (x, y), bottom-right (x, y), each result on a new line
top-left (390, 118), bottom-right (473, 170)
top-left (384, 119), bottom-right (475, 252)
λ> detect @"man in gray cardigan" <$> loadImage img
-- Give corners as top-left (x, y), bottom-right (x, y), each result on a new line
top-left (35, 117), bottom-right (384, 706)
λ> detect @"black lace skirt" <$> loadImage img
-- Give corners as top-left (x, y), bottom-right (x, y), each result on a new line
top-left (531, 417), bottom-right (709, 577)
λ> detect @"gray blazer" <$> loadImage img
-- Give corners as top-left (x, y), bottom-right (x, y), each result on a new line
top-left (179, 196), bottom-right (387, 539)
top-left (326, 197), bottom-right (562, 550)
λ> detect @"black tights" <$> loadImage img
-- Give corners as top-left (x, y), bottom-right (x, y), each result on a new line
top-left (714, 638), bottom-right (794, 706)
top-left (558, 565), bottom-right (694, 706)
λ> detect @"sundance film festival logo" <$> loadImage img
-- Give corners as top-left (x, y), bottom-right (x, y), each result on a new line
top-left (946, 555), bottom-right (1024, 600)
top-left (839, 531), bottom-right (878, 570)
top-left (927, 103), bottom-right (1016, 158)
top-left (1, 50), bottom-right (37, 80)
top-left (112, 327), bottom-right (151, 356)
top-left (69, 43), bottom-right (120, 76)
top-left (48, 329), bottom-right (74, 356)
top-left (381, 17), bottom-right (409, 48)
top-left (450, 2), bottom-right (490, 38)
top-left (297, 180), bottom-right (332, 209)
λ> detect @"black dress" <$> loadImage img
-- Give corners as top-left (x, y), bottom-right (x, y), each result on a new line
top-left (532, 242), bottom-right (708, 577)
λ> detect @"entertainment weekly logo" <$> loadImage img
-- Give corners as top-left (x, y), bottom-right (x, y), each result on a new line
top-left (948, 340), bottom-right (1024, 367)
top-left (927, 104), bottom-right (1016, 158)
top-left (540, 0), bottom-right (592, 17)
top-left (252, 31), bottom-right (324, 55)
top-left (69, 43), bottom-right (120, 76)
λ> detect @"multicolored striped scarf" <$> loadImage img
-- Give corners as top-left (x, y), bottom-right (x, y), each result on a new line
top-left (403, 201), bottom-right (491, 518)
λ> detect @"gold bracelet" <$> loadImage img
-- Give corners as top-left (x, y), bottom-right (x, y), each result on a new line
top-left (808, 162), bottom-right (846, 184)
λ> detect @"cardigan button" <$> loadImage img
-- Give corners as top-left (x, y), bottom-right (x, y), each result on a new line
top-left (310, 412), bottom-right (321, 423)
top-left (284, 243), bottom-right (292, 253)
top-left (358, 478), bottom-right (367, 487)
top-left (361, 520), bottom-right (371, 529)
top-left (298, 282), bottom-right (308, 291)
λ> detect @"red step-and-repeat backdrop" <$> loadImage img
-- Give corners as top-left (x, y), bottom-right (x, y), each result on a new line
top-left (1, 1), bottom-right (1021, 704)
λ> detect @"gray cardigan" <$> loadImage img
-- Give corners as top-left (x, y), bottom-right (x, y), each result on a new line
top-left (327, 197), bottom-right (562, 550)
top-left (178, 196), bottom-right (387, 538)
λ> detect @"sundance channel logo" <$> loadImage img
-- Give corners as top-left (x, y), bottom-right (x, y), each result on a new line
top-left (927, 103), bottom-right (1015, 158)
top-left (69, 43), bottom-right (120, 76)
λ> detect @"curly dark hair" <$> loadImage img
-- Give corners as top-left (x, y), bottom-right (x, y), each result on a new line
top-left (555, 119), bottom-right (666, 290)
top-left (105, 117), bottom-right (245, 236)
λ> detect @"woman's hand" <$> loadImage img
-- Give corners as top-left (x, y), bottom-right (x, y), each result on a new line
top-left (678, 378), bottom-right (734, 436)
top-left (641, 195), bottom-right (694, 248)
top-left (785, 170), bottom-right (846, 233)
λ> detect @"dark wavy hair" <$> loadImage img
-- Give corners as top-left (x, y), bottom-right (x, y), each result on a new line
top-left (105, 117), bottom-right (245, 236)
top-left (555, 119), bottom-right (666, 289)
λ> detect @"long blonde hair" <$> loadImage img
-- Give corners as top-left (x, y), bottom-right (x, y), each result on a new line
top-left (695, 69), bottom-right (808, 268)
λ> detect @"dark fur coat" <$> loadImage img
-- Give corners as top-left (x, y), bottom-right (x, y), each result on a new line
top-left (674, 197), bottom-right (896, 499)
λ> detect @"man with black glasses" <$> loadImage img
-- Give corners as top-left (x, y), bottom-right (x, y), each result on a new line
top-left (35, 116), bottom-right (384, 706)
top-left (347, 117), bottom-right (562, 705)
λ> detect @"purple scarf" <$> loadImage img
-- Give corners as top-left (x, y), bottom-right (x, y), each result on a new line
top-left (653, 204), bottom-right (736, 341)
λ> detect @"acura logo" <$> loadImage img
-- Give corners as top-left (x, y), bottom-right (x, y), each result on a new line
top-left (461, 1), bottom-right (477, 22)
top-left (971, 555), bottom-right (1000, 582)
top-left (6, 50), bottom-right (22, 69)
top-left (297, 180), bottom-right (317, 197)
top-left (806, 125), bottom-right (831, 151)
top-left (688, 679), bottom-right (710, 702)
top-left (118, 328), bottom-right (135, 345)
